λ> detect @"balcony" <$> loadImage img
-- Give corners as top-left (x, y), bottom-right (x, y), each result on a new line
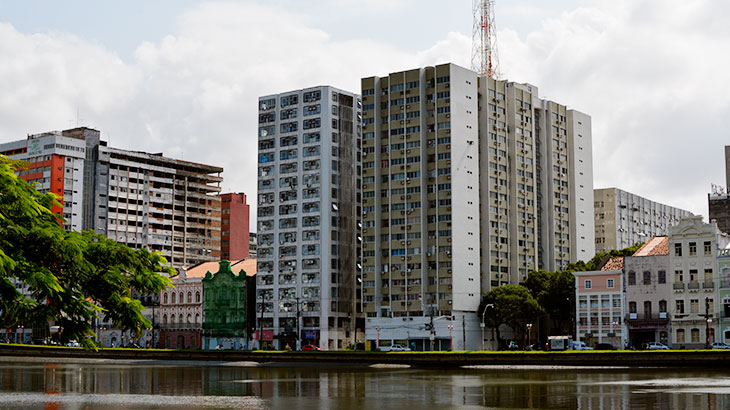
top-left (688, 282), bottom-right (700, 290)
top-left (673, 283), bottom-right (685, 290)
top-left (625, 313), bottom-right (670, 329)
top-left (703, 281), bottom-right (715, 289)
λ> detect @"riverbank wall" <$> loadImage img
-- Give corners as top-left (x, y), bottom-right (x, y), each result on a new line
top-left (1, 344), bottom-right (728, 368)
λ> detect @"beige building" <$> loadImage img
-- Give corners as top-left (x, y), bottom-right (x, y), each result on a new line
top-left (594, 188), bottom-right (693, 254)
top-left (669, 216), bottom-right (730, 348)
top-left (361, 63), bottom-right (594, 351)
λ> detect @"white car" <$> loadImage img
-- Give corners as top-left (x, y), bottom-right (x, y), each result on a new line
top-left (645, 342), bottom-right (670, 350)
top-left (570, 341), bottom-right (593, 351)
top-left (711, 342), bottom-right (730, 350)
top-left (379, 344), bottom-right (411, 352)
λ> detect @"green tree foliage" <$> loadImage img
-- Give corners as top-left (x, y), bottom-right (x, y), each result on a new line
top-left (0, 157), bottom-right (173, 348)
top-left (478, 285), bottom-right (543, 347)
top-left (524, 270), bottom-right (575, 334)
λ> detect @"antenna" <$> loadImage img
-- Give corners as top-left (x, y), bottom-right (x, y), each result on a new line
top-left (472, 0), bottom-right (500, 78)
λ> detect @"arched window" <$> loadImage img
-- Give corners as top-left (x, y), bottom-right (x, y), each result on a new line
top-left (676, 328), bottom-right (685, 343)
top-left (196, 292), bottom-right (201, 303)
top-left (179, 292), bottom-right (183, 304)
top-left (164, 293), bottom-right (168, 304)
top-left (187, 292), bottom-right (192, 303)
top-left (171, 293), bottom-right (176, 304)
top-left (195, 313), bottom-right (200, 324)
top-left (162, 314), bottom-right (167, 325)
top-left (187, 314), bottom-right (192, 324)
top-left (179, 314), bottom-right (183, 324)
top-left (170, 315), bottom-right (175, 324)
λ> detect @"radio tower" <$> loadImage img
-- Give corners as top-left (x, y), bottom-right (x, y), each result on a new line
top-left (472, 0), bottom-right (499, 78)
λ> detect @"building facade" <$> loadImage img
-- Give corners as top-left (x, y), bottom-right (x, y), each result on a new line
top-left (594, 187), bottom-right (693, 254)
top-left (668, 216), bottom-right (729, 348)
top-left (574, 262), bottom-right (626, 348)
top-left (0, 127), bottom-right (102, 231)
top-left (256, 86), bottom-right (362, 350)
top-left (202, 260), bottom-right (249, 349)
top-left (717, 249), bottom-right (730, 344)
top-left (220, 192), bottom-right (251, 260)
top-left (249, 232), bottom-right (257, 258)
top-left (158, 265), bottom-right (206, 349)
top-left (623, 236), bottom-right (671, 348)
top-left (360, 63), bottom-right (594, 350)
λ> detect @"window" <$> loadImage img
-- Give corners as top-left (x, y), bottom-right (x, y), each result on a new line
top-left (643, 271), bottom-right (651, 285)
top-left (676, 329), bottom-right (685, 343)
top-left (628, 271), bottom-right (636, 285)
top-left (658, 270), bottom-right (666, 284)
top-left (704, 241), bottom-right (712, 255)
top-left (675, 270), bottom-right (684, 283)
top-left (690, 299), bottom-right (699, 313)
top-left (584, 279), bottom-right (592, 289)
top-left (659, 300), bottom-right (667, 313)
top-left (674, 243), bottom-right (682, 256)
top-left (629, 301), bottom-right (637, 313)
top-left (196, 292), bottom-right (201, 303)
top-left (689, 242), bottom-right (697, 256)
top-left (607, 279), bottom-right (614, 288)
top-left (676, 300), bottom-right (684, 314)
top-left (691, 328), bottom-right (700, 343)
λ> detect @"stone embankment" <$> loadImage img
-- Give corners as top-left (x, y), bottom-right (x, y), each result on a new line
top-left (1, 344), bottom-right (728, 368)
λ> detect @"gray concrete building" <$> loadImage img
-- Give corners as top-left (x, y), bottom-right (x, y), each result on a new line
top-left (594, 187), bottom-right (693, 254)
top-left (256, 86), bottom-right (362, 350)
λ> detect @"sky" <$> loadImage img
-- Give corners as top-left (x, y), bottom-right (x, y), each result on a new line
top-left (0, 0), bottom-right (728, 222)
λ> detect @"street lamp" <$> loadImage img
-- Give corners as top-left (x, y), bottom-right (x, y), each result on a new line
top-left (526, 323), bottom-right (532, 350)
top-left (481, 304), bottom-right (493, 351)
top-left (707, 318), bottom-right (713, 347)
top-left (448, 324), bottom-right (454, 351)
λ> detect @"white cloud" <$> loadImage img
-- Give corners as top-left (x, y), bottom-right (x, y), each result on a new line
top-left (0, 0), bottom-right (727, 226)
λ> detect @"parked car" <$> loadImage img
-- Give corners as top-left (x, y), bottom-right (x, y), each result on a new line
top-left (645, 342), bottom-right (670, 350)
top-left (378, 344), bottom-right (411, 352)
top-left (570, 341), bottom-right (593, 351)
top-left (66, 340), bottom-right (80, 347)
top-left (594, 343), bottom-right (615, 351)
top-left (302, 344), bottom-right (322, 351)
top-left (711, 342), bottom-right (730, 350)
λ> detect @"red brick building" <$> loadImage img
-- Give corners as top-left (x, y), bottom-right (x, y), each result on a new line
top-left (220, 193), bottom-right (250, 260)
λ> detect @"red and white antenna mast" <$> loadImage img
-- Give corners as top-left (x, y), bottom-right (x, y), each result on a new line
top-left (472, 0), bottom-right (499, 78)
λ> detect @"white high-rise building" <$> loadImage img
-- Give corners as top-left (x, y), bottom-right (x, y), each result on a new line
top-left (256, 86), bottom-right (362, 350)
top-left (360, 63), bottom-right (594, 351)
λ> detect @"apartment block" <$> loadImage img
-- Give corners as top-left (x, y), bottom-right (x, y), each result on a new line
top-left (220, 192), bottom-right (251, 260)
top-left (717, 249), bottom-right (730, 344)
top-left (360, 63), bottom-right (593, 350)
top-left (668, 216), bottom-right (729, 348)
top-left (574, 262), bottom-right (627, 348)
top-left (594, 187), bottom-right (693, 253)
top-left (92, 146), bottom-right (222, 268)
top-left (0, 127), bottom-right (101, 231)
top-left (708, 147), bottom-right (730, 235)
top-left (256, 86), bottom-right (362, 350)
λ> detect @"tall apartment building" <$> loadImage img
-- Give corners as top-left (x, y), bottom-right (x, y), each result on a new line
top-left (220, 192), bottom-right (251, 260)
top-left (0, 127), bottom-right (101, 231)
top-left (360, 63), bottom-right (593, 350)
top-left (708, 146), bottom-right (730, 235)
top-left (256, 86), bottom-right (362, 350)
top-left (594, 187), bottom-right (693, 254)
top-left (92, 146), bottom-right (222, 268)
top-left (0, 126), bottom-right (223, 269)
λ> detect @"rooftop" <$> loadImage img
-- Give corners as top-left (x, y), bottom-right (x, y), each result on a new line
top-left (633, 236), bottom-right (669, 256)
top-left (183, 259), bottom-right (255, 278)
top-left (601, 257), bottom-right (624, 271)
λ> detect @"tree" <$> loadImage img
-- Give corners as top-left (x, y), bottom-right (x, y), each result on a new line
top-left (524, 270), bottom-right (575, 335)
top-left (478, 285), bottom-right (543, 348)
top-left (0, 157), bottom-right (174, 348)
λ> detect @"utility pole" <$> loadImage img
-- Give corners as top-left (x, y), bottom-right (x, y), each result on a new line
top-left (258, 293), bottom-right (265, 350)
top-left (705, 297), bottom-right (710, 349)
top-left (462, 315), bottom-right (466, 350)
top-left (429, 307), bottom-right (435, 351)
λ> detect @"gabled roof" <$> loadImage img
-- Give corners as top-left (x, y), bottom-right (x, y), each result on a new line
top-left (601, 256), bottom-right (624, 271)
top-left (232, 259), bottom-right (257, 276)
top-left (633, 236), bottom-right (669, 256)
top-left (185, 260), bottom-right (246, 278)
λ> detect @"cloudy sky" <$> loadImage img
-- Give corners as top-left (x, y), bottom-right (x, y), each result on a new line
top-left (1, 0), bottom-right (728, 220)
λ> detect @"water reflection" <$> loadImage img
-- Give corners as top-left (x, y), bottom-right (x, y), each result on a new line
top-left (0, 360), bottom-right (728, 409)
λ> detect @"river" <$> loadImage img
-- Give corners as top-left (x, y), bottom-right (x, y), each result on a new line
top-left (0, 358), bottom-right (728, 409)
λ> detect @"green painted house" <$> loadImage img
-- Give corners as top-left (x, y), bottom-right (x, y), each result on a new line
top-left (202, 260), bottom-right (248, 349)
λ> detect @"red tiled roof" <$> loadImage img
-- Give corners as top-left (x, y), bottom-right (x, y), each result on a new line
top-left (633, 236), bottom-right (669, 256)
top-left (601, 256), bottom-right (624, 271)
